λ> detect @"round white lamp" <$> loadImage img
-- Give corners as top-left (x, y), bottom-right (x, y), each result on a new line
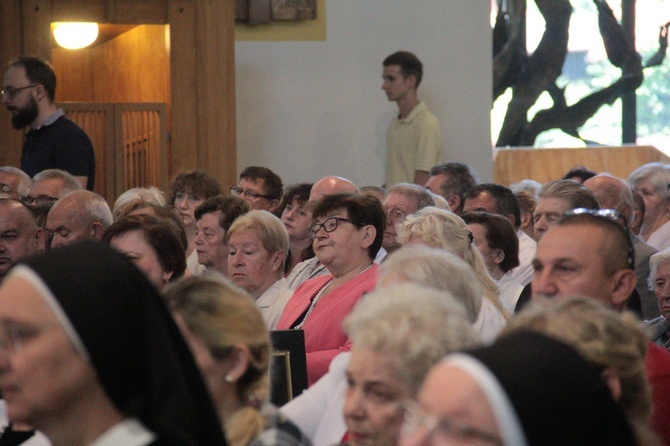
top-left (53, 22), bottom-right (99, 50)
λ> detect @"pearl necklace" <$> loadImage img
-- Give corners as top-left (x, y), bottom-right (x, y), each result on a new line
top-left (293, 263), bottom-right (373, 330)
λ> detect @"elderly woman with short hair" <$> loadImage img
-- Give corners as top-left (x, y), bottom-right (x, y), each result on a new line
top-left (276, 193), bottom-right (385, 385)
top-left (628, 162), bottom-right (670, 250)
top-left (646, 248), bottom-right (670, 352)
top-left (225, 210), bottom-right (291, 330)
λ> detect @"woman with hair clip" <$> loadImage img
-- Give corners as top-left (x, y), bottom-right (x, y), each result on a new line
top-left (164, 275), bottom-right (311, 446)
top-left (397, 206), bottom-right (508, 342)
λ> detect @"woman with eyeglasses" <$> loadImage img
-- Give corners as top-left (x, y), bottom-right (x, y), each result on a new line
top-left (276, 193), bottom-right (385, 385)
top-left (167, 170), bottom-right (222, 275)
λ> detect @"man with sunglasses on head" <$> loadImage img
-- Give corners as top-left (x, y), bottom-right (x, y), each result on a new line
top-left (2, 56), bottom-right (95, 191)
top-left (584, 173), bottom-right (660, 320)
top-left (531, 210), bottom-right (670, 444)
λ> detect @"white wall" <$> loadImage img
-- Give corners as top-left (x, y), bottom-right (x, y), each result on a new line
top-left (235, 1), bottom-right (492, 187)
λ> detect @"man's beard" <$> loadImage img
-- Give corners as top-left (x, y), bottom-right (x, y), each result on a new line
top-left (10, 97), bottom-right (38, 130)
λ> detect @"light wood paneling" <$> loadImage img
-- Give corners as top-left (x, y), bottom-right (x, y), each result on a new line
top-left (493, 146), bottom-right (670, 185)
top-left (53, 25), bottom-right (170, 104)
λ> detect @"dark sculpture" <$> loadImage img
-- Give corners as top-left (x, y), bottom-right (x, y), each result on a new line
top-left (493, 0), bottom-right (669, 147)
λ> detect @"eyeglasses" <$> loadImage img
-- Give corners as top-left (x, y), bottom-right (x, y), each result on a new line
top-left (230, 186), bottom-right (272, 201)
top-left (309, 216), bottom-right (364, 238)
top-left (21, 195), bottom-right (58, 206)
top-left (1, 85), bottom-right (37, 100)
top-left (561, 208), bottom-right (634, 269)
top-left (386, 208), bottom-right (407, 224)
top-left (401, 400), bottom-right (503, 445)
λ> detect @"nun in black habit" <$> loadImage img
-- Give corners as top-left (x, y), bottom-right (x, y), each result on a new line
top-left (0, 241), bottom-right (227, 446)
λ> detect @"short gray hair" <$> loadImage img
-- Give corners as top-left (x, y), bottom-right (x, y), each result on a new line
top-left (628, 162), bottom-right (670, 200)
top-left (648, 247), bottom-right (670, 290)
top-left (59, 190), bottom-right (113, 229)
top-left (539, 179), bottom-right (600, 210)
top-left (380, 244), bottom-right (482, 322)
top-left (0, 166), bottom-right (32, 197)
top-left (32, 169), bottom-right (82, 196)
top-left (112, 187), bottom-right (166, 219)
top-left (344, 283), bottom-right (480, 395)
top-left (387, 183), bottom-right (436, 211)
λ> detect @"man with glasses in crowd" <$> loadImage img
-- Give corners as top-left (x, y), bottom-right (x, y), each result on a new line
top-left (381, 183), bottom-right (435, 256)
top-left (24, 169), bottom-right (82, 206)
top-left (2, 56), bottom-right (95, 190)
top-left (231, 166), bottom-right (283, 215)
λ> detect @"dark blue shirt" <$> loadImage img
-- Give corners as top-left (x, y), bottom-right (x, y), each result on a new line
top-left (21, 115), bottom-right (96, 190)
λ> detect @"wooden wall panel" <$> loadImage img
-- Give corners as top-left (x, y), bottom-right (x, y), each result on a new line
top-left (493, 146), bottom-right (670, 185)
top-left (0, 0), bottom-right (23, 167)
top-left (195, 0), bottom-right (237, 190)
top-left (50, 0), bottom-right (106, 22)
top-left (53, 25), bottom-right (169, 105)
top-left (168, 0), bottom-right (198, 174)
top-left (107, 0), bottom-right (168, 24)
top-left (21, 0), bottom-right (52, 58)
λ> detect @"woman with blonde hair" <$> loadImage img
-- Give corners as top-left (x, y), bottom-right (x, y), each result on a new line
top-left (504, 297), bottom-right (658, 446)
top-left (226, 210), bottom-right (292, 329)
top-left (164, 275), bottom-right (311, 446)
top-left (397, 206), bottom-right (507, 342)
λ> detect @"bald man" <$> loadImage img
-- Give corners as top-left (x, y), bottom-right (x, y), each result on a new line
top-left (46, 190), bottom-right (113, 249)
top-left (584, 173), bottom-right (659, 319)
top-left (309, 176), bottom-right (358, 204)
top-left (0, 199), bottom-right (43, 280)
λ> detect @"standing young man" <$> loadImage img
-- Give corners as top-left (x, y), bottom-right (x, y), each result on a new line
top-left (382, 51), bottom-right (442, 187)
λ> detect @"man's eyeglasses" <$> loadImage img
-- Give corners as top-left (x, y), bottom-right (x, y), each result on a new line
top-left (21, 195), bottom-right (58, 206)
top-left (386, 208), bottom-right (407, 224)
top-left (1, 85), bottom-right (37, 100)
top-left (400, 400), bottom-right (503, 445)
top-left (561, 208), bottom-right (634, 269)
top-left (309, 216), bottom-right (364, 239)
top-left (230, 186), bottom-right (272, 201)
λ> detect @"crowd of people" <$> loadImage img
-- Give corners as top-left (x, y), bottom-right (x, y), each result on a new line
top-left (0, 159), bottom-right (668, 446)
top-left (2, 52), bottom-right (670, 446)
